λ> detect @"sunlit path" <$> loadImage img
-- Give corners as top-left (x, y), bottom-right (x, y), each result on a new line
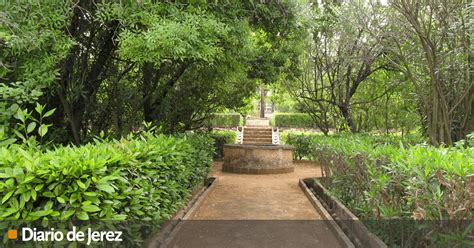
top-left (167, 161), bottom-right (345, 247)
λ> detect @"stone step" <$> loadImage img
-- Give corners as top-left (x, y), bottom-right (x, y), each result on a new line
top-left (242, 126), bottom-right (275, 144)
top-left (244, 127), bottom-right (272, 130)
top-left (243, 138), bottom-right (273, 143)
top-left (243, 136), bottom-right (271, 139)
top-left (244, 131), bottom-right (272, 136)
top-left (244, 127), bottom-right (272, 132)
top-left (244, 129), bottom-right (272, 134)
top-left (245, 134), bottom-right (271, 137)
top-left (242, 140), bottom-right (273, 144)
top-left (244, 134), bottom-right (272, 139)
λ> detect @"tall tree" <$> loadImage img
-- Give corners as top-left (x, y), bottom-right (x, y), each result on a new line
top-left (387, 0), bottom-right (473, 145)
top-left (287, 0), bottom-right (387, 133)
top-left (0, 1), bottom-right (73, 139)
top-left (2, 0), bottom-right (307, 143)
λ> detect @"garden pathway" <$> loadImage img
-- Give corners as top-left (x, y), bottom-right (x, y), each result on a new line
top-left (166, 161), bottom-right (344, 247)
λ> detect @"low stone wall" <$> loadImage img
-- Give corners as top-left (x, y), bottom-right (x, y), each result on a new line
top-left (302, 178), bottom-right (387, 248)
top-left (146, 177), bottom-right (218, 247)
top-left (223, 144), bottom-right (294, 174)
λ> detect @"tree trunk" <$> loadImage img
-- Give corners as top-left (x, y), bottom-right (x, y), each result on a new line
top-left (142, 62), bottom-right (155, 122)
top-left (385, 94), bottom-right (390, 134)
top-left (260, 86), bottom-right (265, 118)
top-left (339, 105), bottom-right (357, 133)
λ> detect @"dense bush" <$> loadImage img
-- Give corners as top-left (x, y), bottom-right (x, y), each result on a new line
top-left (271, 113), bottom-right (314, 128)
top-left (206, 113), bottom-right (243, 128)
top-left (0, 132), bottom-right (214, 222)
top-left (209, 131), bottom-right (236, 158)
top-left (284, 132), bottom-right (473, 246)
top-left (280, 132), bottom-right (319, 159)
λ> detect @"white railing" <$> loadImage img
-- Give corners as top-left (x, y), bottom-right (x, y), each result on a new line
top-left (237, 126), bottom-right (244, 144)
top-left (272, 127), bottom-right (280, 145)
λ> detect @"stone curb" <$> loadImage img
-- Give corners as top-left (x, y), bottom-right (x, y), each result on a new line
top-left (299, 179), bottom-right (355, 248)
top-left (301, 178), bottom-right (387, 248)
top-left (145, 177), bottom-right (219, 248)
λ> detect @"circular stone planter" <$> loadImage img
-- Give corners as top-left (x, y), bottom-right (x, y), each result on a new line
top-left (222, 144), bottom-right (294, 174)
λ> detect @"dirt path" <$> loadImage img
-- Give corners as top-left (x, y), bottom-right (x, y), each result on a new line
top-left (192, 161), bottom-right (324, 220)
top-left (166, 161), bottom-right (344, 248)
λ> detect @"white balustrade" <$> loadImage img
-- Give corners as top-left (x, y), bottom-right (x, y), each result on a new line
top-left (237, 126), bottom-right (244, 144)
top-left (272, 127), bottom-right (280, 145)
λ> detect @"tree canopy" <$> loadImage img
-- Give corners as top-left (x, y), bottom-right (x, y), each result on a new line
top-left (1, 0), bottom-right (306, 144)
top-left (282, 0), bottom-right (473, 144)
top-left (1, 0), bottom-right (472, 146)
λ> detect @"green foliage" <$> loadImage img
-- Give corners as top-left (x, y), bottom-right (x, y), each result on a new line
top-left (209, 130), bottom-right (236, 158)
top-left (0, 103), bottom-right (55, 147)
top-left (271, 113), bottom-right (314, 128)
top-left (0, 1), bottom-right (74, 105)
top-left (207, 113), bottom-right (243, 128)
top-left (14, 104), bottom-right (54, 145)
top-left (245, 1), bottom-right (308, 83)
top-left (285, 1), bottom-right (386, 134)
top-left (281, 132), bottom-right (319, 160)
top-left (467, 132), bottom-right (474, 147)
top-left (0, 132), bottom-right (214, 223)
top-left (1, 1), bottom-right (307, 143)
top-left (284, 132), bottom-right (473, 246)
top-left (349, 70), bottom-right (422, 134)
top-left (0, 1), bottom-right (72, 145)
top-left (268, 83), bottom-right (300, 113)
top-left (387, 0), bottom-right (473, 145)
top-left (119, 6), bottom-right (227, 63)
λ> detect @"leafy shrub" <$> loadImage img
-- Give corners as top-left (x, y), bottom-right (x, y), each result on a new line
top-left (463, 132), bottom-right (474, 147)
top-left (285, 132), bottom-right (474, 246)
top-left (271, 113), bottom-right (314, 128)
top-left (281, 132), bottom-right (319, 160)
top-left (0, 132), bottom-right (214, 223)
top-left (209, 130), bottom-right (236, 158)
top-left (1, 103), bottom-right (55, 147)
top-left (206, 113), bottom-right (242, 128)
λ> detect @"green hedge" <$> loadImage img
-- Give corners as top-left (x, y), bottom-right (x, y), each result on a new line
top-left (271, 113), bottom-right (314, 128)
top-left (209, 131), bottom-right (236, 158)
top-left (280, 132), bottom-right (320, 160)
top-left (284, 132), bottom-right (473, 246)
top-left (207, 113), bottom-right (242, 128)
top-left (0, 133), bottom-right (214, 222)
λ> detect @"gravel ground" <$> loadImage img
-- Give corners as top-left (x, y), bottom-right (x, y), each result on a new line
top-left (166, 161), bottom-right (344, 248)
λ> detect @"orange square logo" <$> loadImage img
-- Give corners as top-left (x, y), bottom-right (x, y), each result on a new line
top-left (8, 229), bottom-right (17, 239)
